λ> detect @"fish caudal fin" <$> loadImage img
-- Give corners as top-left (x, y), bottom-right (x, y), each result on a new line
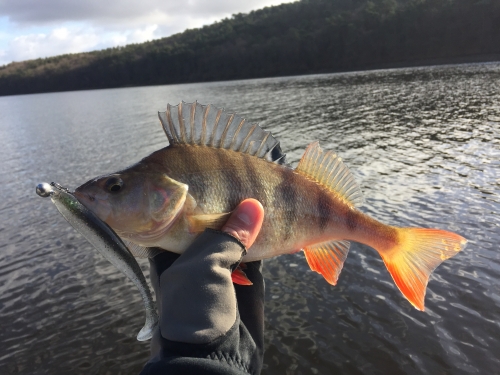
top-left (303, 240), bottom-right (350, 285)
top-left (379, 228), bottom-right (467, 311)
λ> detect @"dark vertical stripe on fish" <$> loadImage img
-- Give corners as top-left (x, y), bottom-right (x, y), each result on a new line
top-left (216, 151), bottom-right (243, 211)
top-left (181, 147), bottom-right (208, 205)
top-left (346, 208), bottom-right (358, 232)
top-left (243, 155), bottom-right (266, 207)
top-left (317, 190), bottom-right (331, 231)
top-left (275, 167), bottom-right (297, 241)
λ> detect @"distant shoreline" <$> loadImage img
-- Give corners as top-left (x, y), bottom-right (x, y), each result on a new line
top-left (1, 0), bottom-right (499, 97)
top-left (1, 57), bottom-right (498, 98)
top-left (329, 54), bottom-right (500, 74)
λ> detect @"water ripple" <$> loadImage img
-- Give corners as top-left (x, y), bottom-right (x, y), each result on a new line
top-left (0, 62), bottom-right (499, 374)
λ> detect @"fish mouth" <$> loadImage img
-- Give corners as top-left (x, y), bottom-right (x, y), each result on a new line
top-left (73, 190), bottom-right (111, 222)
top-left (74, 190), bottom-right (94, 203)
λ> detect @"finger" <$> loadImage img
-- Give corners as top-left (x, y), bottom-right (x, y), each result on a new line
top-left (221, 199), bottom-right (264, 249)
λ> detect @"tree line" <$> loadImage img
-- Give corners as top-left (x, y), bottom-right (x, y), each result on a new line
top-left (0, 0), bottom-right (499, 96)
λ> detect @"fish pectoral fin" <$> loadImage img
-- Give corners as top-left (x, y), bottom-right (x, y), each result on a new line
top-left (379, 228), bottom-right (467, 311)
top-left (187, 212), bottom-right (232, 233)
top-left (231, 265), bottom-right (253, 285)
top-left (303, 240), bottom-right (350, 285)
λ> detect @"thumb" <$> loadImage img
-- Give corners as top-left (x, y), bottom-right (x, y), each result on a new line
top-left (221, 199), bottom-right (264, 249)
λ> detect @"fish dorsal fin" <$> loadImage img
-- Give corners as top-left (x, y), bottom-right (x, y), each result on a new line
top-left (158, 101), bottom-right (287, 165)
top-left (296, 142), bottom-right (363, 207)
top-left (303, 240), bottom-right (350, 285)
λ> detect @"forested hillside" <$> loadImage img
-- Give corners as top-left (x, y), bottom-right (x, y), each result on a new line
top-left (0, 0), bottom-right (499, 96)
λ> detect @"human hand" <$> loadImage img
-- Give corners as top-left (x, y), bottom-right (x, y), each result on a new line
top-left (143, 199), bottom-right (266, 374)
top-left (148, 198), bottom-right (265, 344)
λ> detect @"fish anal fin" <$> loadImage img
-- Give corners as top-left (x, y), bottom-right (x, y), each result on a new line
top-left (303, 240), bottom-right (350, 285)
top-left (379, 228), bottom-right (467, 311)
top-left (231, 266), bottom-right (253, 285)
top-left (158, 101), bottom-right (288, 165)
top-left (296, 142), bottom-right (363, 207)
top-left (187, 212), bottom-right (232, 233)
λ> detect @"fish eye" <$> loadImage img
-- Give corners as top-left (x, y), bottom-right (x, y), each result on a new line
top-left (105, 177), bottom-right (124, 193)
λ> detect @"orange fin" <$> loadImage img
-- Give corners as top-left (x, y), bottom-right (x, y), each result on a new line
top-left (379, 228), bottom-right (467, 311)
top-left (303, 240), bottom-right (350, 285)
top-left (231, 266), bottom-right (253, 285)
top-left (187, 212), bottom-right (232, 233)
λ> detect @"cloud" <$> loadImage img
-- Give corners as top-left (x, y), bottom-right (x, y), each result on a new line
top-left (0, 0), bottom-right (294, 25)
top-left (2, 24), bottom-right (163, 63)
top-left (6, 27), bottom-right (98, 62)
top-left (0, 0), bottom-right (297, 65)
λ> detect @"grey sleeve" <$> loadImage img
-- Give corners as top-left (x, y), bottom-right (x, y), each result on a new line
top-left (142, 229), bottom-right (265, 375)
top-left (159, 229), bottom-right (246, 344)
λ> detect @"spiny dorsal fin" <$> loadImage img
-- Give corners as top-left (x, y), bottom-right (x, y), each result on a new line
top-left (158, 101), bottom-right (287, 165)
top-left (296, 142), bottom-right (363, 207)
top-left (303, 240), bottom-right (350, 285)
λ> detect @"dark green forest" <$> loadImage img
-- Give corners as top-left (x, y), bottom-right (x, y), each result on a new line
top-left (0, 0), bottom-right (499, 96)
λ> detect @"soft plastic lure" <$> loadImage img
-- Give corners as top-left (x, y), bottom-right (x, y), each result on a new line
top-left (36, 182), bottom-right (158, 341)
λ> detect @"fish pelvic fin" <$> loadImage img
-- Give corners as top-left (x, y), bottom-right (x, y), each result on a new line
top-left (231, 265), bottom-right (253, 286)
top-left (123, 240), bottom-right (163, 258)
top-left (379, 228), bottom-right (467, 311)
top-left (303, 240), bottom-right (350, 285)
top-left (295, 142), bottom-right (363, 207)
top-left (158, 101), bottom-right (288, 165)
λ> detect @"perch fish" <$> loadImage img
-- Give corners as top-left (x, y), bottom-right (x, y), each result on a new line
top-left (36, 182), bottom-right (158, 341)
top-left (74, 101), bottom-right (467, 311)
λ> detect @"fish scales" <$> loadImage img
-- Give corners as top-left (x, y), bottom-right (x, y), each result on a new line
top-left (75, 101), bottom-right (467, 311)
top-left (150, 145), bottom-right (337, 260)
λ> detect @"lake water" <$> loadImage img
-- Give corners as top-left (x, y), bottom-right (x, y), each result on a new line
top-left (0, 62), bottom-right (499, 374)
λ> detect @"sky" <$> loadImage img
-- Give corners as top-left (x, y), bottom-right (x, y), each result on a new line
top-left (0, 0), bottom-right (297, 66)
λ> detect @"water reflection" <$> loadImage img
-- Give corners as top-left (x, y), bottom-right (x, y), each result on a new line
top-left (0, 62), bottom-right (499, 374)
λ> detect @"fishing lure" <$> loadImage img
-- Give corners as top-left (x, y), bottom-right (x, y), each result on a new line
top-left (36, 182), bottom-right (158, 341)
